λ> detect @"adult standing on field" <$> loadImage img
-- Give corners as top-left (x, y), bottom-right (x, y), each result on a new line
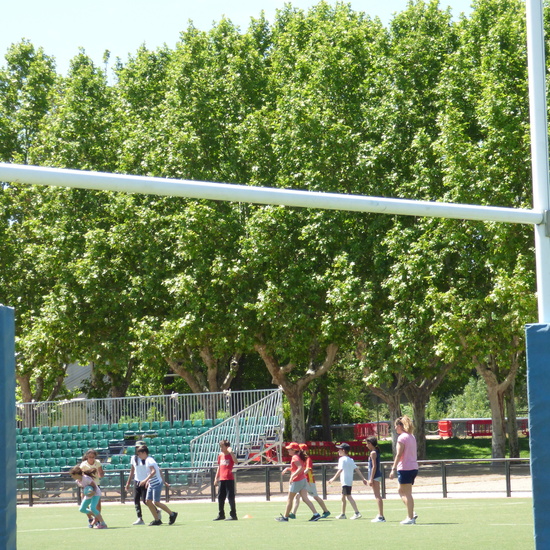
top-left (389, 415), bottom-right (419, 525)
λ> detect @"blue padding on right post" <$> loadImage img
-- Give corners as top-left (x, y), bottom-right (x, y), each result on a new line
top-left (525, 323), bottom-right (550, 549)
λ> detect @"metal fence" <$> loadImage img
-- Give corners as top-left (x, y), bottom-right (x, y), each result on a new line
top-left (15, 457), bottom-right (531, 507)
top-left (16, 389), bottom-right (279, 429)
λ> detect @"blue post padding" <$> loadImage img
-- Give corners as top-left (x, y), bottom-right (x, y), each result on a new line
top-left (0, 306), bottom-right (16, 550)
top-left (526, 323), bottom-right (550, 549)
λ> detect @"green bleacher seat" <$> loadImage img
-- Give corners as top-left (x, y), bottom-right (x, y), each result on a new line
top-left (110, 455), bottom-right (121, 464)
top-left (51, 449), bottom-right (61, 459)
top-left (16, 435), bottom-right (23, 444)
top-left (42, 450), bottom-right (52, 459)
top-left (89, 424), bottom-right (99, 433)
top-left (56, 457), bottom-right (68, 467)
top-left (150, 421), bottom-right (160, 430)
top-left (98, 439), bottom-right (109, 449)
top-left (72, 433), bottom-right (83, 442)
top-left (173, 453), bottom-right (185, 463)
top-left (140, 422), bottom-right (150, 431)
top-left (179, 444), bottom-right (190, 453)
top-left (21, 451), bottom-right (31, 461)
top-left (59, 426), bottom-right (68, 434)
top-left (16, 459), bottom-right (25, 468)
top-left (99, 424), bottom-right (110, 432)
top-left (214, 418), bottom-right (224, 425)
top-left (69, 425), bottom-right (79, 434)
top-left (154, 445), bottom-right (166, 455)
top-left (183, 420), bottom-right (192, 428)
top-left (78, 425), bottom-right (88, 433)
top-left (163, 453), bottom-right (174, 463)
top-left (40, 426), bottom-right (51, 435)
top-left (112, 431), bottom-right (124, 440)
top-left (53, 433), bottom-right (63, 443)
top-left (18, 443), bottom-right (28, 452)
top-left (160, 421), bottom-right (171, 430)
top-left (102, 462), bottom-right (114, 470)
top-left (62, 449), bottom-right (73, 459)
top-left (22, 435), bottom-right (34, 443)
top-left (128, 422), bottom-right (139, 432)
top-left (203, 419), bottom-right (213, 428)
top-left (120, 455), bottom-right (130, 464)
top-left (31, 450), bottom-right (41, 460)
top-left (68, 441), bottom-right (78, 450)
top-left (186, 428), bottom-right (198, 437)
top-left (110, 423), bottom-right (119, 431)
top-left (118, 423), bottom-right (129, 431)
top-left (30, 427), bottom-right (40, 436)
top-left (172, 420), bottom-right (182, 429)
top-left (156, 429), bottom-right (167, 438)
top-left (50, 426), bottom-right (59, 434)
top-left (20, 428), bottom-right (29, 436)
top-left (193, 420), bottom-right (203, 427)
top-left (47, 458), bottom-right (57, 469)
top-left (42, 434), bottom-right (53, 443)
top-left (37, 442), bottom-right (48, 452)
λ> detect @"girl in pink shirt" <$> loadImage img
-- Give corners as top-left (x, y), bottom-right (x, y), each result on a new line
top-left (389, 415), bottom-right (419, 525)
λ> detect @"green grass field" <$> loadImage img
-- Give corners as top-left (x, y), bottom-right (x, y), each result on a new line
top-left (16, 498), bottom-right (534, 550)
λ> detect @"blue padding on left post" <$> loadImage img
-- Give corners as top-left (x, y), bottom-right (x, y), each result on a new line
top-left (0, 306), bottom-right (16, 549)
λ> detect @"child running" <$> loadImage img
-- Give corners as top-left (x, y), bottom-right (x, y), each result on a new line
top-left (328, 442), bottom-right (368, 520)
top-left (70, 465), bottom-right (107, 529)
top-left (365, 436), bottom-right (385, 522)
top-left (289, 443), bottom-right (330, 519)
top-left (275, 442), bottom-right (321, 522)
top-left (136, 445), bottom-right (178, 526)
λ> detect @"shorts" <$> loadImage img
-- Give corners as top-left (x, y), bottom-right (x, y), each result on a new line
top-left (146, 483), bottom-right (163, 502)
top-left (306, 482), bottom-right (318, 497)
top-left (397, 469), bottom-right (418, 485)
top-left (341, 485), bottom-right (352, 496)
top-left (371, 477), bottom-right (382, 483)
top-left (289, 478), bottom-right (307, 494)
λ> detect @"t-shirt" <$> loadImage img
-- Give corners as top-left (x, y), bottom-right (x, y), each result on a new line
top-left (304, 456), bottom-right (315, 484)
top-left (80, 459), bottom-right (102, 483)
top-left (290, 454), bottom-right (306, 482)
top-left (218, 452), bottom-right (235, 481)
top-left (77, 473), bottom-right (101, 497)
top-left (144, 456), bottom-right (163, 488)
top-left (338, 455), bottom-right (357, 487)
top-left (397, 432), bottom-right (418, 471)
top-left (131, 454), bottom-right (150, 482)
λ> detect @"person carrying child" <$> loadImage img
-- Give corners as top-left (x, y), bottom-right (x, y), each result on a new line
top-left (289, 443), bottom-right (330, 519)
top-left (80, 449), bottom-right (105, 513)
top-left (70, 465), bottom-right (107, 529)
top-left (365, 436), bottom-right (385, 522)
top-left (328, 442), bottom-right (368, 520)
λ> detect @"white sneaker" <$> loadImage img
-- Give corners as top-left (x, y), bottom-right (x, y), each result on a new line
top-left (133, 518), bottom-right (145, 525)
top-left (350, 512), bottom-right (362, 520)
top-left (371, 516), bottom-right (386, 523)
top-left (413, 512), bottom-right (418, 520)
top-left (400, 517), bottom-right (416, 525)
top-left (335, 514), bottom-right (346, 520)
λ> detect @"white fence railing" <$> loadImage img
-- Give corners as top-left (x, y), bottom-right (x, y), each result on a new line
top-left (16, 389), bottom-right (280, 429)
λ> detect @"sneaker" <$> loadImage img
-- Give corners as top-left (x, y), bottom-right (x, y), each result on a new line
top-left (213, 514), bottom-right (226, 521)
top-left (133, 518), bottom-right (145, 525)
top-left (335, 514), bottom-right (346, 520)
top-left (88, 518), bottom-right (94, 529)
top-left (149, 519), bottom-right (162, 526)
top-left (169, 512), bottom-right (178, 525)
top-left (94, 523), bottom-right (107, 529)
top-left (225, 516), bottom-right (238, 521)
top-left (350, 512), bottom-right (362, 520)
top-left (288, 513), bottom-right (296, 519)
top-left (400, 517), bottom-right (416, 525)
top-left (309, 513), bottom-right (321, 522)
top-left (275, 515), bottom-right (289, 522)
top-left (371, 516), bottom-right (386, 523)
top-left (321, 511), bottom-right (331, 519)
top-left (413, 512), bottom-right (418, 520)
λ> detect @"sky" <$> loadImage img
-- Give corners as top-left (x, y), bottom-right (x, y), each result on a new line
top-left (2, 1), bottom-right (474, 75)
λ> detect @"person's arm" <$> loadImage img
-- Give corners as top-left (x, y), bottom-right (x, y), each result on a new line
top-left (214, 465), bottom-right (221, 484)
top-left (389, 441), bottom-right (405, 479)
top-left (328, 468), bottom-right (342, 484)
top-left (141, 464), bottom-right (156, 486)
top-left (97, 463), bottom-right (105, 479)
top-left (125, 464), bottom-right (135, 490)
top-left (355, 463), bottom-right (368, 485)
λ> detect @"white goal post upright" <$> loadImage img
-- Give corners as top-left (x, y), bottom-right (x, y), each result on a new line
top-left (0, 1), bottom-right (549, 546)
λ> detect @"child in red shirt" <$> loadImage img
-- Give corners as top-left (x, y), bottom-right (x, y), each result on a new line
top-left (213, 439), bottom-right (238, 521)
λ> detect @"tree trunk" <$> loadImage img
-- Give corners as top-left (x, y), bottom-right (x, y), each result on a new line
top-left (319, 382), bottom-right (332, 441)
top-left (505, 380), bottom-right (519, 459)
top-left (404, 363), bottom-right (453, 459)
top-left (255, 342), bottom-right (338, 442)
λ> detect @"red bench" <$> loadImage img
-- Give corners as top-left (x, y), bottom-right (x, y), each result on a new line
top-left (354, 422), bottom-right (390, 440)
